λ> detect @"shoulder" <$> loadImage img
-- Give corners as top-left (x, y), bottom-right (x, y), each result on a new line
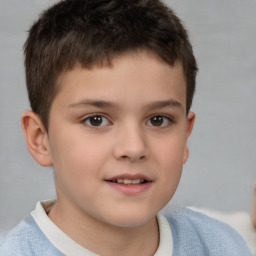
top-left (163, 207), bottom-right (252, 256)
top-left (0, 215), bottom-right (63, 256)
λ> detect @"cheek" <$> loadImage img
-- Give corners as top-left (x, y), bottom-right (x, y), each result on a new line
top-left (52, 144), bottom-right (100, 203)
top-left (51, 130), bottom-right (104, 168)
top-left (153, 134), bottom-right (187, 169)
top-left (158, 147), bottom-right (184, 188)
top-left (152, 135), bottom-right (186, 195)
top-left (50, 133), bottom-right (110, 190)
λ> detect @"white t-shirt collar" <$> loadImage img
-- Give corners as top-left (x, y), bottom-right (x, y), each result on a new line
top-left (31, 200), bottom-right (173, 256)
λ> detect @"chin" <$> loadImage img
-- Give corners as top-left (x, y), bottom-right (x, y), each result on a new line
top-left (102, 209), bottom-right (157, 228)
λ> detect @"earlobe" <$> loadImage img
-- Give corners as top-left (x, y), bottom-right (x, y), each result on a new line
top-left (21, 110), bottom-right (52, 167)
top-left (183, 112), bottom-right (195, 163)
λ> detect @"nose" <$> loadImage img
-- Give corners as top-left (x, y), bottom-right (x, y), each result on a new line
top-left (113, 123), bottom-right (147, 162)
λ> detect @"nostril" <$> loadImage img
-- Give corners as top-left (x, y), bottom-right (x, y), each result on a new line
top-left (118, 154), bottom-right (146, 161)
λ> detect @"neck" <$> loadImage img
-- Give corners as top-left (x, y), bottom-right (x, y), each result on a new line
top-left (48, 199), bottom-right (159, 256)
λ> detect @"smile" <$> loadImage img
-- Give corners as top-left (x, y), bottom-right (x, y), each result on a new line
top-left (110, 179), bottom-right (146, 184)
top-left (105, 174), bottom-right (152, 195)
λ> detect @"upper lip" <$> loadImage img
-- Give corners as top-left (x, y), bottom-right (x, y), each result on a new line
top-left (105, 174), bottom-right (152, 182)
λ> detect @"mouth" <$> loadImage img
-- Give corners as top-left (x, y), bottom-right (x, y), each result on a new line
top-left (107, 178), bottom-right (147, 185)
top-left (105, 174), bottom-right (152, 195)
top-left (105, 174), bottom-right (152, 184)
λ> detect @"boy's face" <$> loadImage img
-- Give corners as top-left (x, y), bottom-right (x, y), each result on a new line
top-left (42, 50), bottom-right (194, 227)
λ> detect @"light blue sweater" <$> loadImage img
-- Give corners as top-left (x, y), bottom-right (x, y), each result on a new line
top-left (166, 207), bottom-right (252, 255)
top-left (0, 207), bottom-right (252, 256)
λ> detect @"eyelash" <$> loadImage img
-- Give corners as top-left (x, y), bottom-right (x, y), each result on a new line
top-left (81, 114), bottom-right (174, 128)
top-left (146, 114), bottom-right (174, 128)
top-left (82, 114), bottom-right (111, 128)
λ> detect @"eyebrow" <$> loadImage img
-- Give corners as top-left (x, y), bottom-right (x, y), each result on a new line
top-left (68, 99), bottom-right (116, 109)
top-left (68, 98), bottom-right (184, 112)
top-left (145, 99), bottom-right (184, 112)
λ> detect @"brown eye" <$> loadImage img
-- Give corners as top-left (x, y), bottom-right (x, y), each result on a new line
top-left (150, 115), bottom-right (164, 126)
top-left (89, 116), bottom-right (103, 126)
top-left (147, 115), bottom-right (172, 127)
top-left (84, 115), bottom-right (110, 127)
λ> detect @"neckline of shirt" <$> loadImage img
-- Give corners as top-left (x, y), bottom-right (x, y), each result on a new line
top-left (31, 199), bottom-right (173, 256)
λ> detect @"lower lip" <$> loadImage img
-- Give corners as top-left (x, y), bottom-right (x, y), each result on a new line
top-left (106, 181), bottom-right (152, 195)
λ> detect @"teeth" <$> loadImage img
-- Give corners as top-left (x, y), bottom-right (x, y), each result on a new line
top-left (115, 179), bottom-right (145, 184)
top-left (124, 179), bottom-right (132, 184)
top-left (132, 179), bottom-right (143, 184)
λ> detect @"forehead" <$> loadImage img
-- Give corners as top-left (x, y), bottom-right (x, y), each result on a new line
top-left (54, 50), bottom-right (187, 111)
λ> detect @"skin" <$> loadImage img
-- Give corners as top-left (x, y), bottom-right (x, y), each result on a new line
top-left (22, 50), bottom-right (195, 256)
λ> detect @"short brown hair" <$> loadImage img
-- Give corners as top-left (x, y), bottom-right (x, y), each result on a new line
top-left (24, 0), bottom-right (198, 130)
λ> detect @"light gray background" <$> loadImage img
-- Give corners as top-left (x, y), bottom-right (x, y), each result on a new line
top-left (0, 0), bottom-right (255, 235)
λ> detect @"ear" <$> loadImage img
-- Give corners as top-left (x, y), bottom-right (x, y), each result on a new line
top-left (183, 112), bottom-right (195, 163)
top-left (21, 110), bottom-right (52, 167)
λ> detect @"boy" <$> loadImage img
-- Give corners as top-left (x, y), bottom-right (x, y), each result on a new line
top-left (0, 0), bottom-right (252, 255)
